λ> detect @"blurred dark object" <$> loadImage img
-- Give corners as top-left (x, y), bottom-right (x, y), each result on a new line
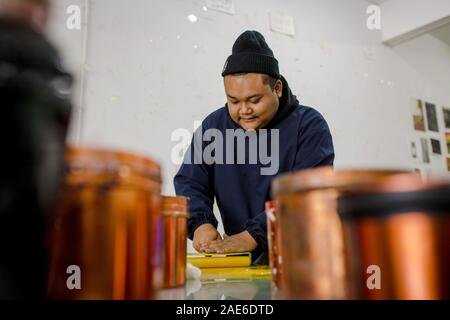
top-left (272, 167), bottom-right (402, 299)
top-left (338, 173), bottom-right (450, 299)
top-left (162, 196), bottom-right (188, 289)
top-left (0, 0), bottom-right (73, 299)
top-left (47, 147), bottom-right (162, 300)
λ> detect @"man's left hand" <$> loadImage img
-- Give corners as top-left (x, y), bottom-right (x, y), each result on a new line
top-left (201, 230), bottom-right (257, 253)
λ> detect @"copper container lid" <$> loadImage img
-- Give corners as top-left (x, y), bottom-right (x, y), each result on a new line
top-left (64, 146), bottom-right (161, 183)
top-left (338, 173), bottom-right (450, 220)
top-left (272, 167), bottom-right (405, 195)
top-left (161, 195), bottom-right (189, 216)
top-left (351, 172), bottom-right (449, 193)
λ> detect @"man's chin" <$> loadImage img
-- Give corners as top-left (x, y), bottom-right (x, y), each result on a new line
top-left (239, 121), bottom-right (260, 131)
top-left (241, 125), bottom-right (258, 131)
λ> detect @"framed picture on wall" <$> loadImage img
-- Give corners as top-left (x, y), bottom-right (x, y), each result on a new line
top-left (413, 99), bottom-right (426, 131)
top-left (447, 158), bottom-right (450, 172)
top-left (410, 140), bottom-right (418, 159)
top-left (420, 138), bottom-right (430, 163)
top-left (425, 102), bottom-right (439, 132)
top-left (443, 107), bottom-right (450, 130)
top-left (446, 132), bottom-right (450, 154)
top-left (430, 138), bottom-right (442, 155)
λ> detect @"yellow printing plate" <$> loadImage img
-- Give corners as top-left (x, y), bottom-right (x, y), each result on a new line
top-left (187, 252), bottom-right (252, 268)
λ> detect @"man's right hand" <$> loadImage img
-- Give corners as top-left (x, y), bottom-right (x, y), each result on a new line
top-left (193, 223), bottom-right (221, 252)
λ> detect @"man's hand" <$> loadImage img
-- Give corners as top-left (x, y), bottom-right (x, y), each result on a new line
top-left (202, 231), bottom-right (257, 254)
top-left (193, 223), bottom-right (221, 252)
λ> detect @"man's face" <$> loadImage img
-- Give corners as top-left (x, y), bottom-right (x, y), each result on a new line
top-left (224, 73), bottom-right (282, 130)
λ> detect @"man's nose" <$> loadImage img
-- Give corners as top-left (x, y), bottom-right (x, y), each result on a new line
top-left (239, 103), bottom-right (253, 115)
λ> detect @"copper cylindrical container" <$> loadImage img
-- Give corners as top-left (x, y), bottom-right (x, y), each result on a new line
top-left (47, 147), bottom-right (162, 299)
top-left (338, 173), bottom-right (450, 299)
top-left (272, 167), bottom-right (402, 299)
top-left (266, 200), bottom-right (283, 291)
top-left (162, 196), bottom-right (188, 288)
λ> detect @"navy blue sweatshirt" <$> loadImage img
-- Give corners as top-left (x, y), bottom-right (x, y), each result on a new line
top-left (174, 76), bottom-right (334, 259)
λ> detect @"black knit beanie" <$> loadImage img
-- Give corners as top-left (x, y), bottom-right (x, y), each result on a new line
top-left (221, 30), bottom-right (280, 79)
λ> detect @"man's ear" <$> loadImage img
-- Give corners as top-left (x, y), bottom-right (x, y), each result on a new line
top-left (275, 79), bottom-right (283, 98)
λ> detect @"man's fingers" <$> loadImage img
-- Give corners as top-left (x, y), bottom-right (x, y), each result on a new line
top-left (193, 241), bottom-right (202, 251)
top-left (202, 242), bottom-right (218, 253)
top-left (201, 239), bottom-right (224, 253)
top-left (199, 236), bottom-right (243, 254)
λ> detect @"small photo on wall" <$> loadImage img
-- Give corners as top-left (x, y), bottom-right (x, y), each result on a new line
top-left (413, 99), bottom-right (426, 131)
top-left (446, 132), bottom-right (450, 154)
top-left (447, 158), bottom-right (450, 172)
top-left (421, 138), bottom-right (430, 163)
top-left (410, 140), bottom-right (418, 159)
top-left (430, 138), bottom-right (441, 155)
top-left (443, 107), bottom-right (450, 130)
top-left (425, 102), bottom-right (439, 132)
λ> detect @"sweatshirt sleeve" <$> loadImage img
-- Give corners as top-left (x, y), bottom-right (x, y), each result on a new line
top-left (293, 110), bottom-right (335, 170)
top-left (245, 109), bottom-right (335, 253)
top-left (245, 211), bottom-right (268, 257)
top-left (174, 126), bottom-right (218, 240)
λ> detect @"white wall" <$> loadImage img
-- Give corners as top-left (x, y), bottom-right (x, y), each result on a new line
top-left (45, 0), bottom-right (450, 249)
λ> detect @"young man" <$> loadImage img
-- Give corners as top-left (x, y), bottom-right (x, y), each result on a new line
top-left (174, 30), bottom-right (334, 261)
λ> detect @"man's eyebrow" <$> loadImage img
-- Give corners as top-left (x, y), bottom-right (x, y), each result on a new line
top-left (227, 94), bottom-right (262, 100)
top-left (247, 94), bottom-right (262, 100)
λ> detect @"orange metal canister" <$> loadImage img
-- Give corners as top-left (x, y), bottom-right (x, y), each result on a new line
top-left (338, 173), bottom-right (450, 299)
top-left (162, 196), bottom-right (189, 288)
top-left (47, 147), bottom-right (162, 299)
top-left (272, 167), bottom-right (402, 299)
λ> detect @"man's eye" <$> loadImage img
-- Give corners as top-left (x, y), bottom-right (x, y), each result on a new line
top-left (251, 99), bottom-right (260, 104)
